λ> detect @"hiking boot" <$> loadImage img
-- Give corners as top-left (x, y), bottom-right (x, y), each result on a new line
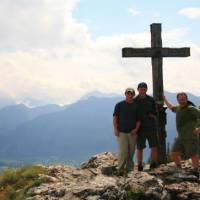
top-left (150, 162), bottom-right (158, 170)
top-left (138, 164), bottom-right (143, 171)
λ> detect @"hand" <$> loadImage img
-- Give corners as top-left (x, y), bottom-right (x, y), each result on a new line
top-left (114, 128), bottom-right (119, 137)
top-left (162, 94), bottom-right (166, 101)
top-left (193, 128), bottom-right (200, 135)
top-left (149, 113), bottom-right (156, 119)
top-left (131, 128), bottom-right (138, 135)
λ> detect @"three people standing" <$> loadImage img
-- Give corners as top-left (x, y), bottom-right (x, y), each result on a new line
top-left (113, 86), bottom-right (200, 176)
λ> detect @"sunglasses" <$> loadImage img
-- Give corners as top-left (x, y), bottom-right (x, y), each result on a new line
top-left (126, 91), bottom-right (134, 95)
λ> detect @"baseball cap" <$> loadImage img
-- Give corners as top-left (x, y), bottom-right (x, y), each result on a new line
top-left (137, 82), bottom-right (148, 89)
top-left (125, 88), bottom-right (135, 94)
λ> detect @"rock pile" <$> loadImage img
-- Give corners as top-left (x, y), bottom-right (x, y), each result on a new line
top-left (26, 152), bottom-right (200, 200)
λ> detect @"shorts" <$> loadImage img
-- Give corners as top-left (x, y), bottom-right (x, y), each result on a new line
top-left (137, 131), bottom-right (158, 150)
top-left (171, 137), bottom-right (198, 157)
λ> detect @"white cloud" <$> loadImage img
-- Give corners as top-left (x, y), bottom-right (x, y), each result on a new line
top-left (163, 42), bottom-right (200, 95)
top-left (162, 27), bottom-right (190, 46)
top-left (0, 1), bottom-right (199, 106)
top-left (128, 8), bottom-right (141, 16)
top-left (179, 7), bottom-right (200, 19)
top-left (0, 0), bottom-right (83, 51)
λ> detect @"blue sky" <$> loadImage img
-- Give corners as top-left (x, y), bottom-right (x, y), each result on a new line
top-left (0, 0), bottom-right (199, 106)
top-left (73, 0), bottom-right (200, 43)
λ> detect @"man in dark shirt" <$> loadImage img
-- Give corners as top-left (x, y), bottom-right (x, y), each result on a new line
top-left (135, 82), bottom-right (158, 171)
top-left (113, 88), bottom-right (140, 174)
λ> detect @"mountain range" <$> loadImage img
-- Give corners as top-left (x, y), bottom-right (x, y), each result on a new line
top-left (0, 91), bottom-right (199, 166)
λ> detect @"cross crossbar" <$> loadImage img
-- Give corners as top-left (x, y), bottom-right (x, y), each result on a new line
top-left (122, 47), bottom-right (190, 57)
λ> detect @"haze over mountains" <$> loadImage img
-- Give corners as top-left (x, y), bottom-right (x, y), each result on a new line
top-left (0, 104), bottom-right (64, 134)
top-left (0, 91), bottom-right (199, 166)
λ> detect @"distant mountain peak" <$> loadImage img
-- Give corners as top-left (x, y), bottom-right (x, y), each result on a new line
top-left (81, 90), bottom-right (120, 100)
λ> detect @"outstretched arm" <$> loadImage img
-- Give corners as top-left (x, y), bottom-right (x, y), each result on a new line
top-left (163, 94), bottom-right (173, 110)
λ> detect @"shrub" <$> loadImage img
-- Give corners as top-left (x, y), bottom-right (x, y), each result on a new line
top-left (0, 165), bottom-right (47, 200)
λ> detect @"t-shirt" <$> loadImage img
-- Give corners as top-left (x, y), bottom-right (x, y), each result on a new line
top-left (172, 105), bottom-right (200, 139)
top-left (113, 100), bottom-right (140, 133)
top-left (135, 95), bottom-right (157, 132)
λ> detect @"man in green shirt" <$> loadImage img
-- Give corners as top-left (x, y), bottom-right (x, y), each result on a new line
top-left (163, 92), bottom-right (200, 176)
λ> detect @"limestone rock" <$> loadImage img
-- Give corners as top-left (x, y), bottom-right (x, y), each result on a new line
top-left (25, 152), bottom-right (200, 200)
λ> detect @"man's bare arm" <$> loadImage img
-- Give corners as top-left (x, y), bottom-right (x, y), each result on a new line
top-left (163, 95), bottom-right (173, 110)
top-left (131, 121), bottom-right (141, 135)
top-left (113, 116), bottom-right (119, 137)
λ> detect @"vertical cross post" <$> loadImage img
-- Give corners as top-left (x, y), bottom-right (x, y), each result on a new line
top-left (151, 24), bottom-right (166, 164)
top-left (151, 24), bottom-right (163, 102)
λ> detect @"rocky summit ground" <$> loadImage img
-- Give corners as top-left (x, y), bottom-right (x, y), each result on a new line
top-left (26, 152), bottom-right (200, 200)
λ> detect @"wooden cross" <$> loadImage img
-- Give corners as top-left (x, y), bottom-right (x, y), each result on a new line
top-left (122, 23), bottom-right (190, 164)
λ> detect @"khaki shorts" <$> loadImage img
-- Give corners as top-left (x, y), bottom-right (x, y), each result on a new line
top-left (137, 131), bottom-right (158, 150)
top-left (172, 137), bottom-right (198, 157)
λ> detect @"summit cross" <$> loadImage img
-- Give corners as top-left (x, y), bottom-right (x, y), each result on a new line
top-left (122, 23), bottom-right (190, 163)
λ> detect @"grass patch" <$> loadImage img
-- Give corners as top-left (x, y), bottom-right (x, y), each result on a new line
top-left (0, 165), bottom-right (47, 200)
